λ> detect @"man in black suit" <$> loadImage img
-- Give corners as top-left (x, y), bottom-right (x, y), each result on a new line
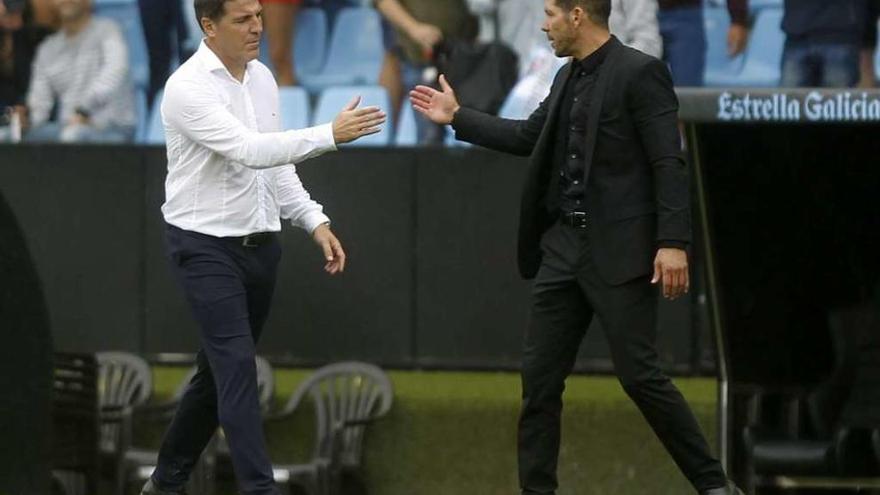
top-left (410, 1), bottom-right (743, 494)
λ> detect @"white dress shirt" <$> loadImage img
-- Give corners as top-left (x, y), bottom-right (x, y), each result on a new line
top-left (161, 41), bottom-right (336, 237)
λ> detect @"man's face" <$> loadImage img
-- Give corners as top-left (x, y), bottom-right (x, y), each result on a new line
top-left (542, 0), bottom-right (577, 58)
top-left (52, 0), bottom-right (90, 23)
top-left (204, 0), bottom-right (263, 65)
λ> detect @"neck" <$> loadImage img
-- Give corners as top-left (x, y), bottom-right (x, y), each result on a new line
top-left (206, 39), bottom-right (246, 82)
top-left (62, 13), bottom-right (90, 36)
top-left (570, 28), bottom-right (611, 61)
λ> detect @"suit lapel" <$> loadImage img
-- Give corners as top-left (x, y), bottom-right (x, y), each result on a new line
top-left (533, 62), bottom-right (571, 160)
top-left (582, 37), bottom-right (623, 185)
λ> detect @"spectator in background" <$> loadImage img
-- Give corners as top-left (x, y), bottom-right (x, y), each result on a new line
top-left (781, 0), bottom-right (880, 88)
top-left (375, 0), bottom-right (478, 144)
top-left (659, 0), bottom-right (748, 86)
top-left (484, 0), bottom-right (662, 68)
top-left (0, 0), bottom-right (52, 141)
top-left (261, 0), bottom-right (300, 86)
top-left (859, 1), bottom-right (880, 87)
top-left (138, 0), bottom-right (192, 107)
top-left (23, 0), bottom-right (136, 143)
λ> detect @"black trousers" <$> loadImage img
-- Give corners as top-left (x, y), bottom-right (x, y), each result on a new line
top-left (152, 225), bottom-right (281, 495)
top-left (518, 221), bottom-right (726, 494)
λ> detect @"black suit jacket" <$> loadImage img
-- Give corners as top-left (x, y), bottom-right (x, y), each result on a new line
top-left (451, 37), bottom-right (690, 284)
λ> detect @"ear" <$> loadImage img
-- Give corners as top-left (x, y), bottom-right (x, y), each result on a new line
top-left (200, 17), bottom-right (214, 37)
top-left (570, 6), bottom-right (584, 26)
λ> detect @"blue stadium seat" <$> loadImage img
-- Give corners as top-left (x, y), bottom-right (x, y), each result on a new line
top-left (145, 90), bottom-right (165, 145)
top-left (748, 0), bottom-right (783, 11)
top-left (278, 86), bottom-right (311, 130)
top-left (729, 7), bottom-right (784, 87)
top-left (134, 88), bottom-right (148, 143)
top-left (92, 0), bottom-right (150, 90)
top-left (313, 86), bottom-right (391, 146)
top-left (299, 8), bottom-right (384, 92)
top-left (394, 104), bottom-right (417, 146)
top-left (294, 8), bottom-right (328, 79)
top-left (703, 7), bottom-right (746, 87)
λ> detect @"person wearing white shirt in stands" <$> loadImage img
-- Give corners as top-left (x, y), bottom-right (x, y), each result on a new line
top-left (140, 0), bottom-right (385, 493)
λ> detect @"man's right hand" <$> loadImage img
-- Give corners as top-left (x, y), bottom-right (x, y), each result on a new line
top-left (409, 74), bottom-right (460, 125)
top-left (332, 96), bottom-right (387, 144)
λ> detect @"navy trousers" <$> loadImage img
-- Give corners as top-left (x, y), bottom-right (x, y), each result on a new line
top-left (152, 224), bottom-right (282, 495)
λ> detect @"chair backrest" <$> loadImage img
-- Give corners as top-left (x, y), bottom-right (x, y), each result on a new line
top-left (278, 86), bottom-right (311, 131)
top-left (736, 7), bottom-right (784, 86)
top-left (394, 104), bottom-right (417, 146)
top-left (294, 8), bottom-right (329, 78)
top-left (92, 0), bottom-right (149, 90)
top-left (255, 355), bottom-right (275, 414)
top-left (313, 86), bottom-right (391, 146)
top-left (52, 353), bottom-right (100, 494)
top-left (95, 352), bottom-right (152, 449)
top-left (280, 361), bottom-right (393, 467)
top-left (703, 7), bottom-right (745, 86)
top-left (321, 7), bottom-right (383, 83)
top-left (145, 90), bottom-right (165, 145)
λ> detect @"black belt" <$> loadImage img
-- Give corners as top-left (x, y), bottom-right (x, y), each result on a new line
top-left (237, 232), bottom-right (275, 248)
top-left (560, 211), bottom-right (588, 228)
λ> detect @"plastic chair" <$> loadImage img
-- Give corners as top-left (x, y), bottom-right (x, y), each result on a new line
top-left (730, 7), bottom-right (784, 87)
top-left (92, 0), bottom-right (150, 90)
top-left (703, 7), bottom-right (746, 87)
top-left (299, 7), bottom-right (384, 92)
top-left (267, 361), bottom-right (393, 495)
top-left (279, 86), bottom-right (311, 131)
top-left (145, 90), bottom-right (165, 145)
top-left (95, 351), bottom-right (152, 495)
top-left (313, 86), bottom-right (391, 146)
top-left (394, 104), bottom-right (417, 147)
top-left (51, 353), bottom-right (100, 495)
top-left (294, 8), bottom-right (329, 79)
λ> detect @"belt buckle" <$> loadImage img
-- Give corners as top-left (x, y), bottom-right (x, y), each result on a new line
top-left (242, 234), bottom-right (258, 248)
top-left (569, 211), bottom-right (587, 228)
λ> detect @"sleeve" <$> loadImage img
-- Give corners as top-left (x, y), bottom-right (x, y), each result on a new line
top-left (77, 21), bottom-right (129, 111)
top-left (162, 78), bottom-right (338, 170)
top-left (275, 165), bottom-right (331, 233)
top-left (25, 42), bottom-right (53, 127)
top-left (727, 0), bottom-right (748, 26)
top-left (627, 59), bottom-right (691, 245)
top-left (617, 0), bottom-right (663, 59)
top-left (451, 65), bottom-right (567, 155)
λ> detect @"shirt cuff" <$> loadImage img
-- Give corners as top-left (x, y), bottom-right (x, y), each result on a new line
top-left (317, 122), bottom-right (338, 151)
top-left (658, 240), bottom-right (689, 250)
top-left (297, 211), bottom-right (331, 234)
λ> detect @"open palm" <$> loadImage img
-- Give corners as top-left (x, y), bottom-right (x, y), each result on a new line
top-left (409, 74), bottom-right (460, 125)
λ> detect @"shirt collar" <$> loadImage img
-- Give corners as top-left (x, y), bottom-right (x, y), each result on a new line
top-left (196, 40), bottom-right (254, 83)
top-left (573, 35), bottom-right (615, 75)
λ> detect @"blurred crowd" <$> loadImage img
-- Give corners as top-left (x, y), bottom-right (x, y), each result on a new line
top-left (1, 0), bottom-right (880, 145)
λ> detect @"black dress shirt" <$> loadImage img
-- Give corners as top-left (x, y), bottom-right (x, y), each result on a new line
top-left (550, 38), bottom-right (613, 214)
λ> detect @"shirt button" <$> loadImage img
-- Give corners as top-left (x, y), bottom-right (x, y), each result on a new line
top-left (570, 126), bottom-right (576, 131)
top-left (581, 72), bottom-right (586, 76)
top-left (574, 97), bottom-right (579, 102)
top-left (576, 199), bottom-right (582, 204)
top-left (571, 154), bottom-right (577, 159)
top-left (559, 170), bottom-right (564, 177)
top-left (573, 180), bottom-right (580, 185)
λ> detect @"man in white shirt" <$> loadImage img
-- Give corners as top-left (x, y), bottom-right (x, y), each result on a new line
top-left (142, 0), bottom-right (385, 493)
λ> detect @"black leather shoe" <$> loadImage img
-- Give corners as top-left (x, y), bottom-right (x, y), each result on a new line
top-left (701, 481), bottom-right (745, 495)
top-left (140, 478), bottom-right (186, 495)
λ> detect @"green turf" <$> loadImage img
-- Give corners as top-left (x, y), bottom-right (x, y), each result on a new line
top-left (145, 368), bottom-right (718, 495)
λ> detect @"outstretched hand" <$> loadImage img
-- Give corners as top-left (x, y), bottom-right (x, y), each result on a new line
top-left (409, 74), bottom-right (460, 125)
top-left (332, 96), bottom-right (386, 144)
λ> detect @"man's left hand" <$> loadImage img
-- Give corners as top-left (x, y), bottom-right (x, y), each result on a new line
top-left (312, 223), bottom-right (346, 275)
top-left (651, 248), bottom-right (689, 300)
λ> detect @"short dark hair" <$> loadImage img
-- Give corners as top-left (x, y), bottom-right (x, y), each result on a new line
top-left (193, 0), bottom-right (228, 32)
top-left (554, 0), bottom-right (611, 26)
